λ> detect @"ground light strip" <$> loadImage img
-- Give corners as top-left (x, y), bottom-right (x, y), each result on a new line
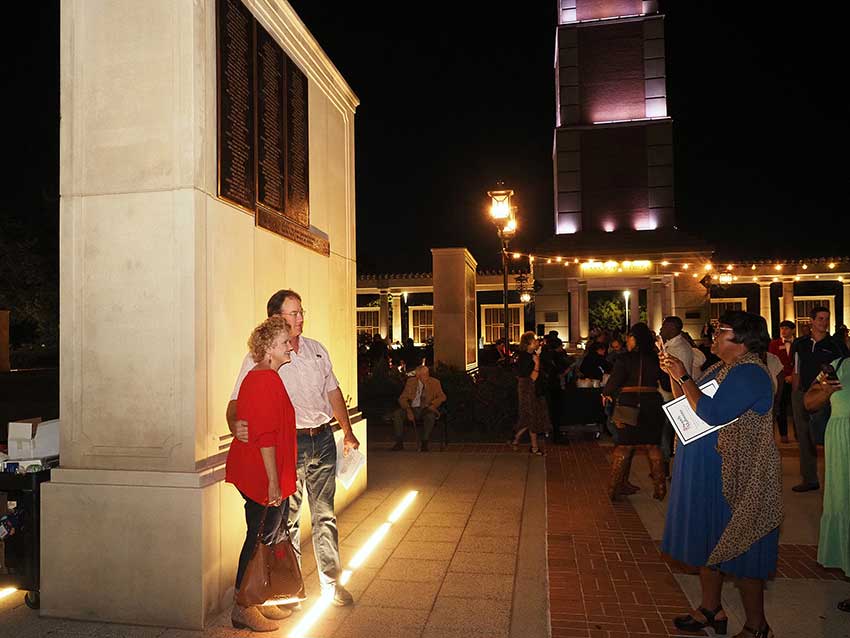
top-left (287, 490), bottom-right (418, 638)
top-left (0, 588), bottom-right (17, 600)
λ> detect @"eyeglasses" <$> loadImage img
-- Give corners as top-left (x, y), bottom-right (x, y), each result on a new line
top-left (282, 310), bottom-right (306, 318)
top-left (712, 326), bottom-right (734, 338)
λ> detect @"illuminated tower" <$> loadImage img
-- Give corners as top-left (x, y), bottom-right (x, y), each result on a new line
top-left (554, 0), bottom-right (673, 235)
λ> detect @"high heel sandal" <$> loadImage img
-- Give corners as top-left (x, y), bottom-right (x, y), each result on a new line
top-left (733, 624), bottom-right (773, 638)
top-left (673, 605), bottom-right (728, 635)
top-left (529, 447), bottom-right (546, 456)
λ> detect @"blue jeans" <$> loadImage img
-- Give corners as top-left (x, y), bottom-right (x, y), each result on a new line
top-left (236, 492), bottom-right (289, 590)
top-left (288, 426), bottom-right (341, 588)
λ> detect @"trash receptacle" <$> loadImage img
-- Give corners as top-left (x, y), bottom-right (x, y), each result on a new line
top-left (0, 468), bottom-right (52, 609)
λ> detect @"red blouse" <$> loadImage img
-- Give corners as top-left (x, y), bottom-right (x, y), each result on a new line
top-left (225, 369), bottom-right (297, 505)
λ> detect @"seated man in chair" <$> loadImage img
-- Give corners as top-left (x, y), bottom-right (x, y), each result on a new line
top-left (391, 365), bottom-right (447, 452)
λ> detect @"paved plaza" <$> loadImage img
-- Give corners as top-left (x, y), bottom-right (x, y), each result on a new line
top-left (1, 438), bottom-right (847, 638)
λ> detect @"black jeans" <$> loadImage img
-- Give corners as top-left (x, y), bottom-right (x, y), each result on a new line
top-left (235, 491), bottom-right (290, 590)
top-left (774, 380), bottom-right (793, 438)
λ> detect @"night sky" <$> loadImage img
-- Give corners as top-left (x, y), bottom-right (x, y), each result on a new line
top-left (3, 1), bottom-right (849, 280)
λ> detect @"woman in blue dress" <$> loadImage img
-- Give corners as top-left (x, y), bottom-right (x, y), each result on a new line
top-left (660, 311), bottom-right (782, 638)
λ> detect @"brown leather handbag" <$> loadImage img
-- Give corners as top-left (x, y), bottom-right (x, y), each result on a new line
top-left (612, 358), bottom-right (643, 428)
top-left (236, 507), bottom-right (306, 607)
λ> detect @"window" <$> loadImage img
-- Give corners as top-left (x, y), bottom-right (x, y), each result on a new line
top-left (356, 308), bottom-right (380, 338)
top-left (409, 306), bottom-right (434, 346)
top-left (709, 298), bottom-right (746, 329)
top-left (794, 297), bottom-right (835, 335)
top-left (481, 304), bottom-right (523, 344)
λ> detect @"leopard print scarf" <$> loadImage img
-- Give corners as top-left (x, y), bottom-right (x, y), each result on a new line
top-left (700, 352), bottom-right (783, 566)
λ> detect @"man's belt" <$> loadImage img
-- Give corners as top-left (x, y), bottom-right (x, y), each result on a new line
top-left (297, 422), bottom-right (332, 436)
top-left (619, 386), bottom-right (659, 393)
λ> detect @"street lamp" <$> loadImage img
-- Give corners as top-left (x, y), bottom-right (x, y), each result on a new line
top-left (623, 290), bottom-right (631, 332)
top-left (488, 184), bottom-right (516, 358)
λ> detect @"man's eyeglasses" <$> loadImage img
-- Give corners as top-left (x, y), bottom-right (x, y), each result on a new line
top-left (712, 326), bottom-right (734, 338)
top-left (282, 310), bottom-right (306, 318)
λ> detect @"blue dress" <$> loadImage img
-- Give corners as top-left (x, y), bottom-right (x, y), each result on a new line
top-left (661, 364), bottom-right (779, 579)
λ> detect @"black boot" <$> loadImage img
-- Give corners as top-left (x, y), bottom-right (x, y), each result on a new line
top-left (420, 440), bottom-right (429, 452)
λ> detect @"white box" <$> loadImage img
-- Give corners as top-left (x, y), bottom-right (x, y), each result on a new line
top-left (7, 417), bottom-right (59, 460)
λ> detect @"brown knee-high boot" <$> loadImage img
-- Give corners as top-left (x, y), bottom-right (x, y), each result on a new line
top-left (608, 446), bottom-right (629, 501)
top-left (647, 445), bottom-right (667, 501)
top-left (619, 446), bottom-right (639, 494)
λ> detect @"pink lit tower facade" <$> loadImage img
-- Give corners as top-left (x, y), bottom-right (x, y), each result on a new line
top-left (554, 0), bottom-right (672, 235)
top-left (533, 1), bottom-right (713, 344)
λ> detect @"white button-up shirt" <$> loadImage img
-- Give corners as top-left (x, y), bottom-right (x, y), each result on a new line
top-left (665, 333), bottom-right (694, 376)
top-left (230, 336), bottom-right (340, 428)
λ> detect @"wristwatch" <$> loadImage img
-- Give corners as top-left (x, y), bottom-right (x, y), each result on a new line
top-left (678, 373), bottom-right (692, 384)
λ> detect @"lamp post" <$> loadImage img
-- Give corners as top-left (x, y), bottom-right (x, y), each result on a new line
top-left (623, 290), bottom-right (631, 332)
top-left (488, 184), bottom-right (517, 359)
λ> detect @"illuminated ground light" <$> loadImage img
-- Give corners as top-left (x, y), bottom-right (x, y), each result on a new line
top-left (287, 490), bottom-right (418, 638)
top-left (0, 588), bottom-right (17, 600)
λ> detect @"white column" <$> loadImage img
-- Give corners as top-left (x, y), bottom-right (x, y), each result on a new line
top-left (391, 295), bottom-right (402, 343)
top-left (759, 283), bottom-right (772, 331)
top-left (663, 276), bottom-right (674, 318)
top-left (578, 280), bottom-right (589, 340)
top-left (648, 278), bottom-right (664, 332)
top-left (379, 292), bottom-right (389, 339)
top-left (782, 281), bottom-right (795, 324)
top-left (844, 283), bottom-right (850, 330)
top-left (628, 287), bottom-right (640, 330)
top-left (568, 279), bottom-right (581, 345)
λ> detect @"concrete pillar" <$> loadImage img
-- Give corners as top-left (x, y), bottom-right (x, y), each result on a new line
top-left (626, 287), bottom-right (640, 330)
top-left (844, 283), bottom-right (850, 329)
top-left (432, 248), bottom-right (478, 370)
top-left (663, 276), bottom-right (674, 318)
top-left (578, 280), bottom-right (589, 340)
top-left (568, 279), bottom-right (581, 345)
top-left (391, 295), bottom-right (402, 343)
top-left (42, 0), bottom-right (366, 629)
top-left (782, 281), bottom-right (795, 324)
top-left (648, 278), bottom-right (664, 332)
top-left (379, 291), bottom-right (390, 339)
top-left (759, 283), bottom-right (772, 331)
top-left (0, 310), bottom-right (9, 372)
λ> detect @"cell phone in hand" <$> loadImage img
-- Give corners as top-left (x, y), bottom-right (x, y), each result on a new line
top-left (821, 363), bottom-right (839, 381)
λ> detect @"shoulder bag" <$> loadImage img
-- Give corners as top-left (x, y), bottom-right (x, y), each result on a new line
top-left (235, 506), bottom-right (306, 608)
top-left (612, 357), bottom-right (642, 428)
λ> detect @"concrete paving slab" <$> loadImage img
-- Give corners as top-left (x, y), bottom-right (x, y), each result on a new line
top-left (333, 607), bottom-right (429, 638)
top-left (423, 596), bottom-right (511, 637)
top-left (375, 557), bottom-right (450, 583)
top-left (391, 540), bottom-right (458, 561)
top-left (448, 551), bottom-right (516, 575)
top-left (457, 534), bottom-right (519, 554)
top-left (404, 525), bottom-right (464, 543)
top-left (358, 578), bottom-right (442, 610)
top-left (439, 572), bottom-right (515, 600)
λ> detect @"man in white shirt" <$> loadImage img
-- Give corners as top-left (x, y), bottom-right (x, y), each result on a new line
top-left (227, 289), bottom-right (360, 607)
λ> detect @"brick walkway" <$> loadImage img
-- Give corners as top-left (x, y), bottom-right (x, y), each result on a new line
top-left (546, 441), bottom-right (696, 638)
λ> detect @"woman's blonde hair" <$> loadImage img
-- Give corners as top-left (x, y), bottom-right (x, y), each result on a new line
top-left (519, 331), bottom-right (537, 351)
top-left (248, 315), bottom-right (290, 363)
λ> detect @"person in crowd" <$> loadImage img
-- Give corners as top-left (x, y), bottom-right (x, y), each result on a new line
top-left (579, 341), bottom-right (612, 381)
top-left (680, 331), bottom-right (706, 379)
top-left (368, 333), bottom-right (390, 375)
top-left (837, 324), bottom-right (850, 351)
top-left (390, 364), bottom-right (446, 452)
top-left (660, 311), bottom-right (781, 638)
top-left (769, 320), bottom-right (796, 443)
top-left (228, 290), bottom-right (359, 608)
top-left (226, 316), bottom-right (297, 631)
top-left (805, 353), bottom-right (849, 612)
top-left (509, 331), bottom-right (552, 455)
top-left (400, 337), bottom-right (422, 371)
top-left (790, 306), bottom-right (849, 492)
top-left (607, 338), bottom-right (624, 365)
top-left (658, 316), bottom-right (694, 470)
top-left (602, 323), bottom-right (666, 501)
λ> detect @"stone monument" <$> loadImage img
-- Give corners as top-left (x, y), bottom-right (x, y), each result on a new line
top-left (42, 0), bottom-right (362, 628)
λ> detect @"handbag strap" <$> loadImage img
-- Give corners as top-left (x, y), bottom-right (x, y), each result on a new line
top-left (635, 356), bottom-right (642, 409)
top-left (253, 503), bottom-right (292, 548)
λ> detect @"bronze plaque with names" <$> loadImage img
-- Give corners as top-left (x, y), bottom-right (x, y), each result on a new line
top-left (217, 0), bottom-right (255, 212)
top-left (256, 24), bottom-right (285, 214)
top-left (285, 59), bottom-right (310, 228)
top-left (257, 207), bottom-right (329, 256)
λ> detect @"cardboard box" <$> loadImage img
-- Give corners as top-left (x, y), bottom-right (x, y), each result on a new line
top-left (7, 417), bottom-right (59, 460)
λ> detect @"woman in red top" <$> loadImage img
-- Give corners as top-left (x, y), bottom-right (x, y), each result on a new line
top-left (226, 315), bottom-right (297, 632)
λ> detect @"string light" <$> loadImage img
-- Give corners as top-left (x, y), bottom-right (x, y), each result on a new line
top-left (829, 262), bottom-right (836, 269)
top-left (512, 252), bottom-right (521, 259)
top-left (774, 264), bottom-right (782, 271)
top-left (704, 264), bottom-right (713, 271)
top-left (751, 265), bottom-right (757, 270)
top-left (683, 263), bottom-right (690, 270)
top-left (802, 264), bottom-right (808, 270)
top-left (661, 260), bottom-right (669, 266)
top-left (726, 265), bottom-right (734, 271)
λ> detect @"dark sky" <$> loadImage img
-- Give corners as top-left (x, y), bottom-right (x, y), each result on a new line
top-left (3, 1), bottom-right (848, 279)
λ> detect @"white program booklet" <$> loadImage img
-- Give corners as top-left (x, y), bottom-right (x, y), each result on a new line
top-left (335, 437), bottom-right (366, 489)
top-left (662, 379), bottom-right (738, 445)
